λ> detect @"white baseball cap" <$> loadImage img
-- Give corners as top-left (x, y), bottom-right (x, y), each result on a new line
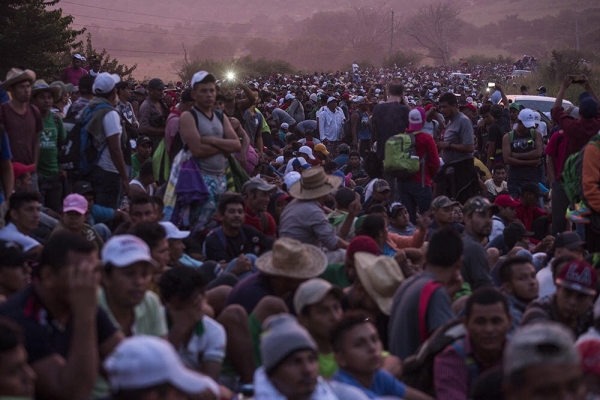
top-left (299, 145), bottom-right (315, 160)
top-left (104, 335), bottom-right (219, 395)
top-left (190, 70), bottom-right (215, 87)
top-left (518, 108), bottom-right (537, 128)
top-left (280, 122), bottom-right (289, 130)
top-left (284, 171), bottom-right (302, 190)
top-left (92, 72), bottom-right (120, 95)
top-left (159, 221), bottom-right (190, 240)
top-left (102, 234), bottom-right (157, 267)
top-left (285, 93), bottom-right (295, 100)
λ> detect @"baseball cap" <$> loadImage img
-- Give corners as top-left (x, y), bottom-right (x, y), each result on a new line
top-left (555, 260), bottom-right (597, 296)
top-left (504, 322), bottom-right (579, 377)
top-left (242, 176), bottom-right (276, 193)
top-left (537, 86), bottom-right (547, 93)
top-left (62, 194), bottom-right (88, 215)
top-left (72, 181), bottom-right (94, 195)
top-left (0, 240), bottom-right (27, 267)
top-left (494, 194), bottom-right (521, 208)
top-left (388, 202), bottom-right (406, 217)
top-left (159, 221), bottom-right (190, 240)
top-left (102, 234), bottom-right (157, 268)
top-left (580, 97), bottom-right (599, 119)
top-left (299, 145), bottom-right (316, 160)
top-left (284, 171), bottom-right (302, 190)
top-left (293, 278), bottom-right (343, 314)
top-left (104, 335), bottom-right (219, 395)
top-left (190, 71), bottom-right (215, 87)
top-left (280, 122), bottom-right (289, 130)
top-left (12, 162), bottom-right (35, 179)
top-left (314, 143), bottom-right (330, 156)
top-left (460, 103), bottom-right (476, 113)
top-left (292, 157), bottom-right (311, 170)
top-left (463, 196), bottom-right (499, 216)
top-left (136, 136), bottom-right (152, 147)
top-left (518, 109), bottom-right (537, 128)
top-left (509, 102), bottom-right (522, 111)
top-left (338, 143), bottom-right (350, 153)
top-left (180, 88), bottom-right (193, 102)
top-left (92, 72), bottom-right (120, 95)
top-left (504, 220), bottom-right (534, 238)
top-left (285, 93), bottom-right (295, 100)
top-left (327, 96), bottom-right (337, 103)
top-left (407, 107), bottom-right (425, 132)
top-left (521, 182), bottom-right (542, 197)
top-left (373, 179), bottom-right (391, 193)
top-left (431, 195), bottom-right (459, 210)
top-left (577, 339), bottom-right (600, 377)
top-left (147, 78), bottom-right (165, 91)
top-left (73, 54), bottom-right (86, 61)
top-left (553, 232), bottom-right (585, 251)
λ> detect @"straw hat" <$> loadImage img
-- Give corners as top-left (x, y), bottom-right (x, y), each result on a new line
top-left (354, 252), bottom-right (405, 315)
top-left (50, 81), bottom-right (74, 97)
top-left (288, 166), bottom-right (342, 200)
top-left (1, 68), bottom-right (36, 90)
top-left (255, 237), bottom-right (327, 279)
top-left (31, 80), bottom-right (62, 102)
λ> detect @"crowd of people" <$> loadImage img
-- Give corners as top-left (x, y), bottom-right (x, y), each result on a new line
top-left (0, 52), bottom-right (599, 399)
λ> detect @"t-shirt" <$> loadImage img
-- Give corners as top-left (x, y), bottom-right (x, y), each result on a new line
top-left (244, 205), bottom-right (276, 238)
top-left (544, 131), bottom-right (568, 179)
top-left (297, 120), bottom-right (317, 134)
top-left (487, 120), bottom-right (507, 163)
top-left (271, 108), bottom-right (296, 126)
top-left (98, 289), bottom-right (167, 336)
top-left (332, 368), bottom-right (406, 399)
top-left (484, 179), bottom-right (507, 198)
top-left (0, 103), bottom-right (43, 165)
top-left (319, 352), bottom-right (338, 379)
top-left (0, 223), bottom-right (40, 252)
top-left (225, 273), bottom-right (275, 314)
top-left (442, 112), bottom-right (474, 164)
top-left (372, 102), bottom-right (410, 160)
top-left (462, 233), bottom-right (493, 290)
top-left (0, 285), bottom-right (116, 364)
top-left (62, 66), bottom-right (88, 86)
top-left (38, 113), bottom-right (66, 179)
top-left (176, 316), bottom-right (227, 370)
top-left (51, 222), bottom-right (104, 250)
top-left (388, 272), bottom-right (455, 360)
top-left (203, 225), bottom-right (273, 263)
top-left (96, 110), bottom-right (122, 173)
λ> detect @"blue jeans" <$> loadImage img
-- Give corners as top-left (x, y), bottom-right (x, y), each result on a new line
top-left (399, 180), bottom-right (433, 224)
top-left (225, 253), bottom-right (258, 280)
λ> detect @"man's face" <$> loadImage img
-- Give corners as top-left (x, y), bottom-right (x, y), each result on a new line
top-left (521, 192), bottom-right (537, 207)
top-left (438, 101), bottom-right (455, 119)
top-left (15, 174), bottom-right (32, 191)
top-left (149, 87), bottom-right (164, 102)
top-left (136, 143), bottom-right (152, 160)
top-left (102, 262), bottom-right (152, 308)
top-left (10, 81), bottom-right (31, 103)
top-left (0, 262), bottom-right (31, 296)
top-left (11, 201), bottom-right (41, 234)
top-left (335, 322), bottom-right (383, 375)
top-left (0, 345), bottom-right (36, 397)
top-left (348, 155), bottom-right (360, 168)
top-left (373, 189), bottom-right (390, 203)
top-left (482, 112), bottom-right (493, 126)
top-left (466, 302), bottom-right (510, 355)
top-left (391, 208), bottom-right (410, 228)
top-left (31, 91), bottom-right (53, 113)
top-left (555, 286), bottom-right (594, 322)
top-left (462, 108), bottom-right (475, 119)
top-left (503, 262), bottom-right (539, 302)
top-left (466, 210), bottom-right (493, 237)
top-left (554, 246), bottom-right (585, 261)
top-left (433, 205), bottom-right (454, 225)
top-left (193, 82), bottom-right (217, 109)
top-left (222, 203), bottom-right (245, 230)
top-left (327, 101), bottom-right (337, 112)
top-left (168, 239), bottom-right (186, 262)
top-left (500, 206), bottom-right (516, 222)
top-left (506, 363), bottom-right (586, 400)
top-left (492, 168), bottom-right (507, 184)
top-left (151, 237), bottom-right (170, 270)
top-left (269, 349), bottom-right (319, 399)
top-left (62, 211), bottom-right (86, 232)
top-left (509, 108), bottom-right (519, 121)
top-left (298, 293), bottom-right (343, 340)
top-left (72, 58), bottom-right (81, 69)
top-left (130, 203), bottom-right (155, 225)
top-left (247, 190), bottom-right (271, 213)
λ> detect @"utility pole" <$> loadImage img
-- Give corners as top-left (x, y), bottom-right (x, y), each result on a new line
top-left (390, 10), bottom-right (394, 56)
top-left (575, 10), bottom-right (580, 50)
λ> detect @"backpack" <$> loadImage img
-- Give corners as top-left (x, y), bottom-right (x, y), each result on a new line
top-left (383, 132), bottom-right (424, 180)
top-left (561, 135), bottom-right (600, 204)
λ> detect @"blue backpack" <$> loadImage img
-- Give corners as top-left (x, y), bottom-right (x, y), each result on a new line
top-left (78, 103), bottom-right (113, 175)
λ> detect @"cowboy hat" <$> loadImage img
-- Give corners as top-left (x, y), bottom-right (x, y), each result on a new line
top-left (1, 68), bottom-right (36, 90)
top-left (354, 252), bottom-right (405, 315)
top-left (31, 80), bottom-right (62, 102)
top-left (288, 166), bottom-right (342, 200)
top-left (255, 237), bottom-right (327, 279)
top-left (50, 81), bottom-right (74, 97)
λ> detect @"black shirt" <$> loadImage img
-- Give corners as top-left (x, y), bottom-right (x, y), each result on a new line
top-left (372, 102), bottom-right (410, 160)
top-left (0, 285), bottom-right (117, 364)
top-left (204, 224), bottom-right (273, 262)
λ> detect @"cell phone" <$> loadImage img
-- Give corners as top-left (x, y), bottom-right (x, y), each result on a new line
top-left (570, 75), bottom-right (585, 84)
top-left (487, 82), bottom-right (495, 88)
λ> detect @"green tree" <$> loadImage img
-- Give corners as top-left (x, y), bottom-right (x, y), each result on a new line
top-left (0, 0), bottom-right (83, 80)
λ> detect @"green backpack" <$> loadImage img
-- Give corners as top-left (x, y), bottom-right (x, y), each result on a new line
top-left (561, 134), bottom-right (600, 204)
top-left (383, 133), bottom-right (421, 179)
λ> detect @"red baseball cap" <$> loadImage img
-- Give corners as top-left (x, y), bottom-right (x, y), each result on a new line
top-left (424, 103), bottom-right (435, 112)
top-left (577, 339), bottom-right (600, 377)
top-left (342, 93), bottom-right (350, 100)
top-left (555, 260), bottom-right (597, 296)
top-left (460, 103), bottom-right (477, 113)
top-left (12, 162), bottom-right (35, 179)
top-left (494, 194), bottom-right (521, 208)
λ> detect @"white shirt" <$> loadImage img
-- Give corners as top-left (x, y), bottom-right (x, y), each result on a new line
top-left (537, 264), bottom-right (557, 298)
top-left (489, 216), bottom-right (505, 243)
top-left (97, 110), bottom-right (122, 173)
top-left (177, 316), bottom-right (226, 370)
top-left (0, 223), bottom-right (40, 252)
top-left (318, 107), bottom-right (345, 141)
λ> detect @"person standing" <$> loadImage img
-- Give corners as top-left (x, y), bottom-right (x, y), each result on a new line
top-left (61, 54), bottom-right (88, 86)
top-left (351, 96), bottom-right (371, 159)
top-left (138, 78), bottom-right (169, 148)
top-left (317, 97), bottom-right (345, 157)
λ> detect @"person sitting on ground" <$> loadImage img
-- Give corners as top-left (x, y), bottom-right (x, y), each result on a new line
top-left (129, 221), bottom-right (170, 291)
top-left (129, 159), bottom-right (157, 197)
top-left (484, 163), bottom-right (508, 201)
top-left (489, 194), bottom-right (520, 245)
top-left (0, 191), bottom-right (43, 258)
top-left (331, 313), bottom-right (433, 400)
top-left (498, 256), bottom-right (539, 335)
top-left (521, 259), bottom-right (596, 337)
top-left (113, 194), bottom-right (156, 235)
top-left (0, 241), bottom-right (31, 304)
top-left (340, 151), bottom-right (368, 186)
top-left (328, 187), bottom-right (361, 241)
top-left (159, 266), bottom-right (226, 381)
top-left (387, 202), bottom-right (416, 237)
top-left (242, 177), bottom-right (277, 238)
top-left (333, 143), bottom-right (351, 168)
top-left (514, 182), bottom-right (549, 240)
top-left (434, 288), bottom-right (511, 399)
top-left (362, 179), bottom-right (391, 214)
top-left (426, 196), bottom-right (464, 240)
top-left (537, 232), bottom-right (585, 297)
top-left (51, 194), bottom-right (103, 250)
top-left (0, 318), bottom-right (36, 398)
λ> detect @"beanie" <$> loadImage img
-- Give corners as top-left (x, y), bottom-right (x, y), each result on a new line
top-left (346, 235), bottom-right (379, 264)
top-left (580, 97), bottom-right (599, 119)
top-left (260, 314), bottom-right (317, 373)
